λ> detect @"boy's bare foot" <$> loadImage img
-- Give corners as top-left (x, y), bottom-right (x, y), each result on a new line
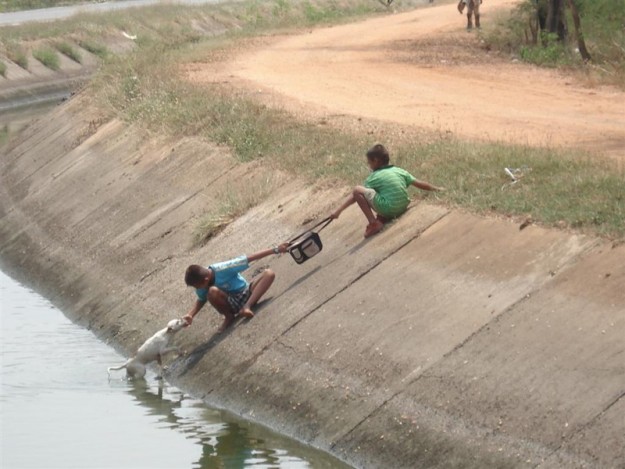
top-left (217, 314), bottom-right (235, 333)
top-left (239, 307), bottom-right (254, 319)
top-left (364, 220), bottom-right (384, 238)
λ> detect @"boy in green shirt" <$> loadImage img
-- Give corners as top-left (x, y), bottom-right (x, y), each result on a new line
top-left (331, 144), bottom-right (443, 238)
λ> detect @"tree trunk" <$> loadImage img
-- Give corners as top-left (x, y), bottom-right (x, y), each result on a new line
top-left (545, 0), bottom-right (567, 41)
top-left (567, 0), bottom-right (591, 61)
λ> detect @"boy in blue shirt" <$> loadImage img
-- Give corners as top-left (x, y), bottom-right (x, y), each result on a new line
top-left (183, 243), bottom-right (289, 332)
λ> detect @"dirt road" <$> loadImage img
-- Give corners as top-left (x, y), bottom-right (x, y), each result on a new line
top-left (189, 0), bottom-right (625, 159)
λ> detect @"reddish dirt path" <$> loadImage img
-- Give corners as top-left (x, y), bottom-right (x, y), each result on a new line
top-left (189, 0), bottom-right (625, 159)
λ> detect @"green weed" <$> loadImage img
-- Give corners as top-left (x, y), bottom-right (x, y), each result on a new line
top-left (78, 39), bottom-right (108, 59)
top-left (272, 0), bottom-right (292, 19)
top-left (32, 46), bottom-right (60, 70)
top-left (55, 41), bottom-right (81, 63)
top-left (519, 32), bottom-right (571, 66)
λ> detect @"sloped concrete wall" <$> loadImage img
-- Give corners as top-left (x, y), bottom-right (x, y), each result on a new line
top-left (1, 95), bottom-right (623, 468)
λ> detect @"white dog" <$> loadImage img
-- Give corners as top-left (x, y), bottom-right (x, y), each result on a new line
top-left (108, 318), bottom-right (186, 379)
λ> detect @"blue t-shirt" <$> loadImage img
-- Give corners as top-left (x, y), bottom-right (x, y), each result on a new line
top-left (195, 255), bottom-right (249, 301)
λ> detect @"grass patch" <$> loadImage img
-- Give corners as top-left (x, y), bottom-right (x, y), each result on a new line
top-left (54, 40), bottom-right (81, 63)
top-left (78, 39), bottom-right (108, 59)
top-left (4, 42), bottom-right (28, 69)
top-left (519, 32), bottom-right (571, 67)
top-left (32, 46), bottom-right (60, 70)
top-left (394, 142), bottom-right (625, 237)
top-left (0, 60), bottom-right (6, 77)
top-left (192, 174), bottom-right (281, 246)
top-left (484, 0), bottom-right (625, 86)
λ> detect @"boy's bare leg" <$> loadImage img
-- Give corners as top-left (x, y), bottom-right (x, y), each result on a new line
top-left (353, 186), bottom-right (377, 224)
top-left (207, 286), bottom-right (236, 332)
top-left (353, 186), bottom-right (384, 237)
top-left (331, 186), bottom-right (383, 236)
top-left (331, 194), bottom-right (355, 219)
top-left (239, 269), bottom-right (276, 318)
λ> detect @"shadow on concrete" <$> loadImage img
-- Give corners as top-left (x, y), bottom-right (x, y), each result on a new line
top-left (174, 298), bottom-right (275, 377)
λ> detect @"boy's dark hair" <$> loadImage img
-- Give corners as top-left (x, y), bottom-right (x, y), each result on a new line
top-left (185, 264), bottom-right (205, 286)
top-left (366, 143), bottom-right (390, 166)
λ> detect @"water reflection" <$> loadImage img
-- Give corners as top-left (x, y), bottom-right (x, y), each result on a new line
top-left (123, 378), bottom-right (313, 469)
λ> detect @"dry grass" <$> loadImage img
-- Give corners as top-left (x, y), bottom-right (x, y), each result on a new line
top-left (3, 42), bottom-right (28, 69)
top-left (192, 172), bottom-right (282, 247)
top-left (6, 0), bottom-right (622, 240)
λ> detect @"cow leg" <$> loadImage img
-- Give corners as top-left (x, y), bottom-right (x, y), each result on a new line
top-left (475, 13), bottom-right (480, 29)
top-left (467, 13), bottom-right (473, 30)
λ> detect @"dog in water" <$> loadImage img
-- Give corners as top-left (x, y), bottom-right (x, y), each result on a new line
top-left (108, 318), bottom-right (186, 379)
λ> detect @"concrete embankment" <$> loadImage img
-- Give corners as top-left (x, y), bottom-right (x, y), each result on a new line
top-left (0, 41), bottom-right (99, 112)
top-left (1, 95), bottom-right (623, 468)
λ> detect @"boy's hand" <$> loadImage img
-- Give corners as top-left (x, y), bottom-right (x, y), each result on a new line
top-left (330, 210), bottom-right (340, 220)
top-left (277, 242), bottom-right (289, 254)
top-left (182, 314), bottom-right (193, 326)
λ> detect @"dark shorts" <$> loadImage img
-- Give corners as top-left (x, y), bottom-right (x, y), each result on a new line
top-left (227, 286), bottom-right (251, 314)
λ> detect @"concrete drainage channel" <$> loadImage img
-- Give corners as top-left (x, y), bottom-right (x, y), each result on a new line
top-left (1, 2), bottom-right (624, 460)
top-left (0, 83), bottom-right (73, 114)
top-left (1, 92), bottom-right (623, 468)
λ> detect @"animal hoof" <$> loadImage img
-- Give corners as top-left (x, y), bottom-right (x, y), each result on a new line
top-left (154, 375), bottom-right (163, 380)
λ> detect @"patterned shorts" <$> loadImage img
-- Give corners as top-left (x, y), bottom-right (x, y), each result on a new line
top-left (363, 188), bottom-right (377, 207)
top-left (227, 287), bottom-right (251, 314)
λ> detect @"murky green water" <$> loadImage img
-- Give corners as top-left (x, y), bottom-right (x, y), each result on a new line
top-left (0, 261), bottom-right (350, 468)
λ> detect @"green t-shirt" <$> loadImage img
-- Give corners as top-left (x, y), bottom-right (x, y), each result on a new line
top-left (364, 165), bottom-right (416, 218)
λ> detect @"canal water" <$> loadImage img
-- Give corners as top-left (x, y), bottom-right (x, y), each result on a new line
top-left (0, 270), bottom-right (350, 469)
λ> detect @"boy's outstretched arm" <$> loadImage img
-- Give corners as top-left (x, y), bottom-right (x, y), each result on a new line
top-left (247, 242), bottom-right (290, 262)
top-left (412, 179), bottom-right (445, 192)
top-left (183, 299), bottom-right (206, 326)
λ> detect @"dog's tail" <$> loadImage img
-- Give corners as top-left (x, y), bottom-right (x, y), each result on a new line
top-left (107, 363), bottom-right (128, 376)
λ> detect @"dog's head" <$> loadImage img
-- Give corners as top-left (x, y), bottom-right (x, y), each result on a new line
top-left (166, 318), bottom-right (187, 333)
